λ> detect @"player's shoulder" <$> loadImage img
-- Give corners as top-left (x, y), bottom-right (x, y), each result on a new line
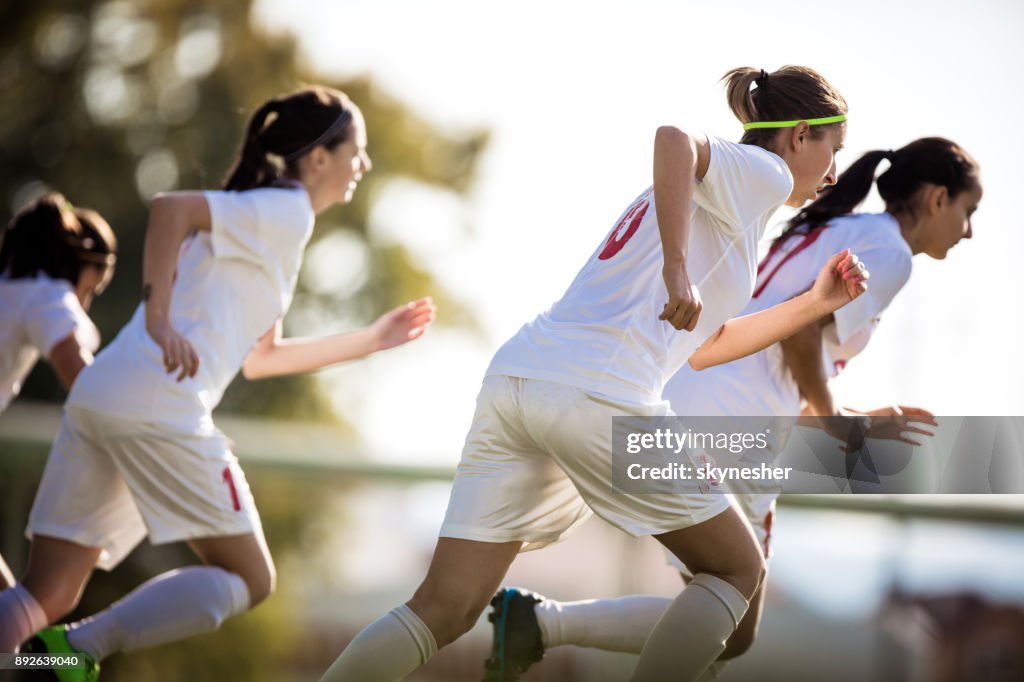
top-left (705, 136), bottom-right (792, 202)
top-left (828, 213), bottom-right (909, 253)
top-left (4, 274), bottom-right (74, 308)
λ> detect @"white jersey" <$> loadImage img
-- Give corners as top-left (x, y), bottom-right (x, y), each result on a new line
top-left (666, 212), bottom-right (913, 417)
top-left (487, 135), bottom-right (793, 404)
top-left (0, 275), bottom-right (99, 412)
top-left (67, 185), bottom-right (315, 432)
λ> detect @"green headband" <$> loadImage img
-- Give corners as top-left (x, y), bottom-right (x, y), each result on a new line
top-left (743, 114), bottom-right (847, 130)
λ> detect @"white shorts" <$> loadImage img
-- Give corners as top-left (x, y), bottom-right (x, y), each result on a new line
top-left (27, 405), bottom-right (260, 571)
top-left (439, 375), bottom-right (732, 551)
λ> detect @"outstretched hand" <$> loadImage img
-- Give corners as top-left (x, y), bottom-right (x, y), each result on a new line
top-left (811, 249), bottom-right (869, 313)
top-left (371, 297), bottom-right (437, 351)
top-left (145, 318), bottom-right (199, 382)
top-left (858, 405), bottom-right (938, 446)
top-left (659, 263), bottom-right (703, 331)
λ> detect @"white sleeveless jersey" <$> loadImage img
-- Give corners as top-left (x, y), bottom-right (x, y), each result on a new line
top-left (487, 135), bottom-right (793, 404)
top-left (67, 186), bottom-right (314, 432)
top-left (666, 212), bottom-right (913, 417)
top-left (0, 275), bottom-right (99, 412)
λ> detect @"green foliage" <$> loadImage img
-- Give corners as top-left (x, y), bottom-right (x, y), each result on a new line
top-left (0, 0), bottom-right (487, 422)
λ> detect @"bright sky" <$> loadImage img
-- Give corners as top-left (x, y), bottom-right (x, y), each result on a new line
top-left (255, 0), bottom-right (1024, 464)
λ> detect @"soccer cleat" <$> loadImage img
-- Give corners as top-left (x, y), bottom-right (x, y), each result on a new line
top-left (482, 587), bottom-right (545, 682)
top-left (25, 625), bottom-right (101, 682)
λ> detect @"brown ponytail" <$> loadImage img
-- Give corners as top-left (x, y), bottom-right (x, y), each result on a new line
top-left (0, 192), bottom-right (85, 283)
top-left (223, 86), bottom-right (357, 191)
top-left (722, 65), bottom-right (848, 149)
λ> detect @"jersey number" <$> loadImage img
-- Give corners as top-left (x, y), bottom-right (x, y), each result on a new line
top-left (598, 194), bottom-right (650, 260)
top-left (222, 467), bottom-right (241, 512)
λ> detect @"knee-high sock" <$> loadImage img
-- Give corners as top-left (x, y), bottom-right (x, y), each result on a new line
top-left (536, 595), bottom-right (670, 653)
top-left (0, 554), bottom-right (15, 590)
top-left (65, 566), bottom-right (250, 661)
top-left (630, 574), bottom-right (748, 682)
top-left (697, 661), bottom-right (730, 680)
top-left (0, 584), bottom-right (49, 652)
top-left (320, 604), bottom-right (438, 682)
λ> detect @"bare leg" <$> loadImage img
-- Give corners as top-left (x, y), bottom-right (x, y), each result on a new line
top-left (321, 537), bottom-right (522, 682)
top-left (20, 536), bottom-right (102, 622)
top-left (188, 529), bottom-right (276, 606)
top-left (408, 537), bottom-right (522, 646)
top-left (0, 536), bottom-right (100, 651)
top-left (64, 532), bottom-right (265, 662)
top-left (630, 507), bottom-right (765, 682)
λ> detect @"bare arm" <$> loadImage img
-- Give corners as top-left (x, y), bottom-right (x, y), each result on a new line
top-left (142, 192), bottom-right (210, 381)
top-left (784, 319), bottom-right (937, 444)
top-left (654, 126), bottom-right (710, 331)
top-left (48, 333), bottom-right (94, 390)
top-left (780, 317), bottom-right (836, 417)
top-left (243, 298), bottom-right (436, 380)
top-left (782, 318), bottom-right (866, 444)
top-left (689, 250), bottom-right (868, 371)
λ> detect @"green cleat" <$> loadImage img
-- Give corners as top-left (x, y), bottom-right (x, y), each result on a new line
top-left (27, 625), bottom-right (100, 682)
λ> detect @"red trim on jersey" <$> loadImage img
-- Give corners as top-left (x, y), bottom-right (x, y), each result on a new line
top-left (222, 467), bottom-right (241, 512)
top-left (598, 190), bottom-right (652, 261)
top-left (753, 225), bottom-right (829, 298)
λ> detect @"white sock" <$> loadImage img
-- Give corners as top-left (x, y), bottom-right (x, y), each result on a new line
top-left (66, 566), bottom-right (250, 661)
top-left (0, 584), bottom-right (49, 652)
top-left (696, 661), bottom-right (730, 680)
top-left (630, 573), bottom-right (748, 682)
top-left (0, 554), bottom-right (15, 590)
top-left (536, 595), bottom-right (670, 653)
top-left (320, 604), bottom-right (438, 682)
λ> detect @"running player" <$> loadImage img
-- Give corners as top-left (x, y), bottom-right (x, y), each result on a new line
top-left (0, 194), bottom-right (117, 592)
top-left (0, 86), bottom-right (436, 679)
top-left (321, 66), bottom-right (865, 682)
top-left (489, 136), bottom-right (981, 680)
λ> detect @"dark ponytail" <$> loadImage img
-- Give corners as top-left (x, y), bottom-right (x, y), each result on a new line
top-left (722, 65), bottom-right (848, 150)
top-left (775, 137), bottom-right (979, 246)
top-left (73, 207), bottom-right (118, 269)
top-left (223, 86), bottom-right (357, 191)
top-left (223, 101), bottom-right (281, 192)
top-left (0, 192), bottom-right (84, 283)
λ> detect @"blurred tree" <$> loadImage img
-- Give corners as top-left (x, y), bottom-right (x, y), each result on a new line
top-left (0, 0), bottom-right (487, 425)
top-left (2, 1), bottom-right (486, 680)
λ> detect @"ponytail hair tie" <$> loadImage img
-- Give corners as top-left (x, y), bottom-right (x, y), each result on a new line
top-left (756, 69), bottom-right (768, 86)
top-left (884, 149), bottom-right (896, 161)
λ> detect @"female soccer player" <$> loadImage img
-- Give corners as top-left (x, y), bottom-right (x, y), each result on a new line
top-left (0, 86), bottom-right (436, 676)
top-left (321, 66), bottom-right (864, 682)
top-left (0, 194), bottom-right (117, 591)
top-left (491, 136), bottom-right (981, 681)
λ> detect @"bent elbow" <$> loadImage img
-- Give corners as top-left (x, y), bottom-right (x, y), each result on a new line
top-left (241, 357), bottom-right (265, 381)
top-left (688, 355), bottom-right (711, 372)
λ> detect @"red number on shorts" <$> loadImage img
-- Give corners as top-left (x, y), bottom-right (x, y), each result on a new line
top-left (598, 193), bottom-right (650, 260)
top-left (222, 467), bottom-right (241, 512)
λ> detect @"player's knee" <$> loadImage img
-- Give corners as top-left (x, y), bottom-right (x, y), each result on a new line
top-left (721, 621), bottom-right (759, 659)
top-left (242, 559), bottom-right (276, 607)
top-left (690, 546), bottom-right (765, 600)
top-left (408, 581), bottom-right (486, 647)
top-left (23, 582), bottom-right (77, 623)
